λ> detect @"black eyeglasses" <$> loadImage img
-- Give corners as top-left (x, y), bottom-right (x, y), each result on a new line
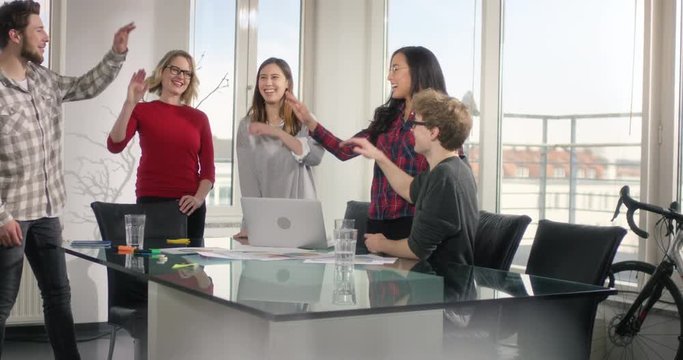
top-left (165, 65), bottom-right (193, 79)
top-left (408, 120), bottom-right (428, 129)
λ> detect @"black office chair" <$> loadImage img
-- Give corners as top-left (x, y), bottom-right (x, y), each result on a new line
top-left (526, 219), bottom-right (626, 284)
top-left (343, 200), bottom-right (370, 254)
top-left (90, 201), bottom-right (188, 360)
top-left (451, 211), bottom-right (531, 347)
top-left (517, 219), bottom-right (627, 359)
top-left (473, 211), bottom-right (531, 271)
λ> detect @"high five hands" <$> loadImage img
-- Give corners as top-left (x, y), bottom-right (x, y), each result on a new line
top-left (126, 69), bottom-right (148, 104)
top-left (112, 22), bottom-right (136, 54)
top-left (285, 92), bottom-right (318, 130)
top-left (341, 137), bottom-right (386, 161)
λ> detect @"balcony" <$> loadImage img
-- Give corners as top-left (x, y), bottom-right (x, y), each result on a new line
top-left (465, 111), bottom-right (642, 268)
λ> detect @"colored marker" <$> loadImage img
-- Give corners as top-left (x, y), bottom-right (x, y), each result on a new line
top-left (71, 240), bottom-right (111, 247)
top-left (167, 238), bottom-right (191, 245)
top-left (118, 245), bottom-right (134, 253)
top-left (134, 249), bottom-right (161, 255)
top-left (171, 263), bottom-right (197, 270)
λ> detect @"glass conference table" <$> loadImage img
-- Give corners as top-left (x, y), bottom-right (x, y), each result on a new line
top-left (63, 238), bottom-right (614, 360)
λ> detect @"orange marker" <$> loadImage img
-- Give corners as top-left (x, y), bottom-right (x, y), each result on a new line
top-left (118, 245), bottom-right (134, 253)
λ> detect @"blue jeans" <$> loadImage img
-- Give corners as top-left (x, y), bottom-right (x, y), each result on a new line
top-left (0, 217), bottom-right (80, 360)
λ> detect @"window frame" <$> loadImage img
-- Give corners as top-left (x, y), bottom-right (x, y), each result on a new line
top-left (192, 0), bottom-right (306, 227)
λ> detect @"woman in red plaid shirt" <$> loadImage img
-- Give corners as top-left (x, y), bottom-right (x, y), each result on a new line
top-left (287, 46), bottom-right (453, 254)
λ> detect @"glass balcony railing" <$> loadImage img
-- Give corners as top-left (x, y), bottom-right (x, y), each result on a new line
top-left (466, 111), bottom-right (642, 268)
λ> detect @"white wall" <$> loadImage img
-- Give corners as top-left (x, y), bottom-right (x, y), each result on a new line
top-left (303, 0), bottom-right (383, 231)
top-left (58, 0), bottom-right (190, 323)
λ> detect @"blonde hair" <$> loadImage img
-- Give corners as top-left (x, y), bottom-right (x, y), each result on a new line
top-left (146, 50), bottom-right (199, 105)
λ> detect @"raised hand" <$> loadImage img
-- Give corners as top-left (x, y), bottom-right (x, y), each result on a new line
top-left (285, 91), bottom-right (318, 130)
top-left (126, 69), bottom-right (148, 104)
top-left (112, 22), bottom-right (136, 54)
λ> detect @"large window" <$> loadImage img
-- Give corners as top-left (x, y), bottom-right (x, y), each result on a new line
top-left (500, 0), bottom-right (644, 268)
top-left (256, 0), bottom-right (301, 95)
top-left (192, 0), bottom-right (237, 207)
top-left (387, 0), bottom-right (482, 182)
top-left (38, 0), bottom-right (50, 66)
top-left (192, 0), bottom-right (301, 209)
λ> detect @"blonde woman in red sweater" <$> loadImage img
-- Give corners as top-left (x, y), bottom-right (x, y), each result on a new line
top-left (108, 50), bottom-right (215, 243)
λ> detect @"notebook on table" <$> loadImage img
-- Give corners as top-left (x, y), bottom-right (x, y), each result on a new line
top-left (241, 197), bottom-right (330, 250)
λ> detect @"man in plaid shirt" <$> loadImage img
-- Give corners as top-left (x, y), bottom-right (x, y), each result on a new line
top-left (0, 1), bottom-right (134, 358)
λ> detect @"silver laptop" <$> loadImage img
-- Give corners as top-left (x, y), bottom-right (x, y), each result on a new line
top-left (241, 197), bottom-right (329, 249)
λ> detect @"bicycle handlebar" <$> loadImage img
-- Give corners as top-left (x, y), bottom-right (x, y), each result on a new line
top-left (611, 185), bottom-right (683, 238)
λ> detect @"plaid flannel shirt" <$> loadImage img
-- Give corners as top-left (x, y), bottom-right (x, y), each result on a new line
top-left (311, 110), bottom-right (428, 220)
top-left (0, 49), bottom-right (126, 225)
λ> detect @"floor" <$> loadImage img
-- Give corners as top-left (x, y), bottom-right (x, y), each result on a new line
top-left (3, 326), bottom-right (135, 360)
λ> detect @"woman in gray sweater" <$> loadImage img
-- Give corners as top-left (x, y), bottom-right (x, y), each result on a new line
top-left (234, 58), bottom-right (324, 238)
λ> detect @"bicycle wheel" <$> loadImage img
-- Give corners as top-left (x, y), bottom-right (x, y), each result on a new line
top-left (591, 261), bottom-right (683, 360)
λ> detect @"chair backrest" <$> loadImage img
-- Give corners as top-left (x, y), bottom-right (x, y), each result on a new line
top-left (473, 211), bottom-right (531, 271)
top-left (343, 200), bottom-right (370, 242)
top-left (90, 201), bottom-right (188, 246)
top-left (91, 201), bottom-right (188, 310)
top-left (522, 219), bottom-right (627, 358)
top-left (525, 219), bottom-right (627, 285)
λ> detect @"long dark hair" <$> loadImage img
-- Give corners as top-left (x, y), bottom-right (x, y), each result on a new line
top-left (248, 57), bottom-right (301, 136)
top-left (367, 46), bottom-right (447, 143)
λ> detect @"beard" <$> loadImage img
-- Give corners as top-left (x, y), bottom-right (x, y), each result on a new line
top-left (20, 40), bottom-right (44, 64)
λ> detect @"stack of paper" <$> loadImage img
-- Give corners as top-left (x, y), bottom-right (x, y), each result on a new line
top-left (196, 249), bottom-right (322, 261)
top-left (163, 246), bottom-right (398, 264)
top-left (303, 254), bottom-right (397, 265)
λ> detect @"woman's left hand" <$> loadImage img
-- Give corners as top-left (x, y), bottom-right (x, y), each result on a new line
top-left (179, 195), bottom-right (204, 216)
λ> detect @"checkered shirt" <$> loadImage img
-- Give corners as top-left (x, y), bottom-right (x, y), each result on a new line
top-left (311, 111), bottom-right (429, 220)
top-left (0, 49), bottom-right (126, 225)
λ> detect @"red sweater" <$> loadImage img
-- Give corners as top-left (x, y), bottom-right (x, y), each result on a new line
top-left (107, 100), bottom-right (215, 199)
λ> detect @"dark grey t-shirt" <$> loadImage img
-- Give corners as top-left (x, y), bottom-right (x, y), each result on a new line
top-left (407, 156), bottom-right (478, 265)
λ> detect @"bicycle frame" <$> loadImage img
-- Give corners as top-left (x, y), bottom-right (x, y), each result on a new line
top-left (613, 259), bottom-right (676, 336)
top-left (611, 185), bottom-right (683, 336)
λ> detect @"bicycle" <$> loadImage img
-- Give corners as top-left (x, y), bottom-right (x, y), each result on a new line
top-left (592, 185), bottom-right (683, 359)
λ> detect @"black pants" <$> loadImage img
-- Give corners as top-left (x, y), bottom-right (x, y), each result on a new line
top-left (137, 196), bottom-right (206, 245)
top-left (357, 217), bottom-right (414, 254)
top-left (0, 217), bottom-right (80, 360)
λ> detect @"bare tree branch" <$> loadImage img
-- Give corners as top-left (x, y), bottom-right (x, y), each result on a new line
top-left (195, 70), bottom-right (230, 109)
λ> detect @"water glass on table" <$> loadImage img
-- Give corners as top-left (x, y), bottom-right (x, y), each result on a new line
top-left (334, 228), bottom-right (357, 267)
top-left (335, 218), bottom-right (355, 230)
top-left (125, 214), bottom-right (146, 249)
